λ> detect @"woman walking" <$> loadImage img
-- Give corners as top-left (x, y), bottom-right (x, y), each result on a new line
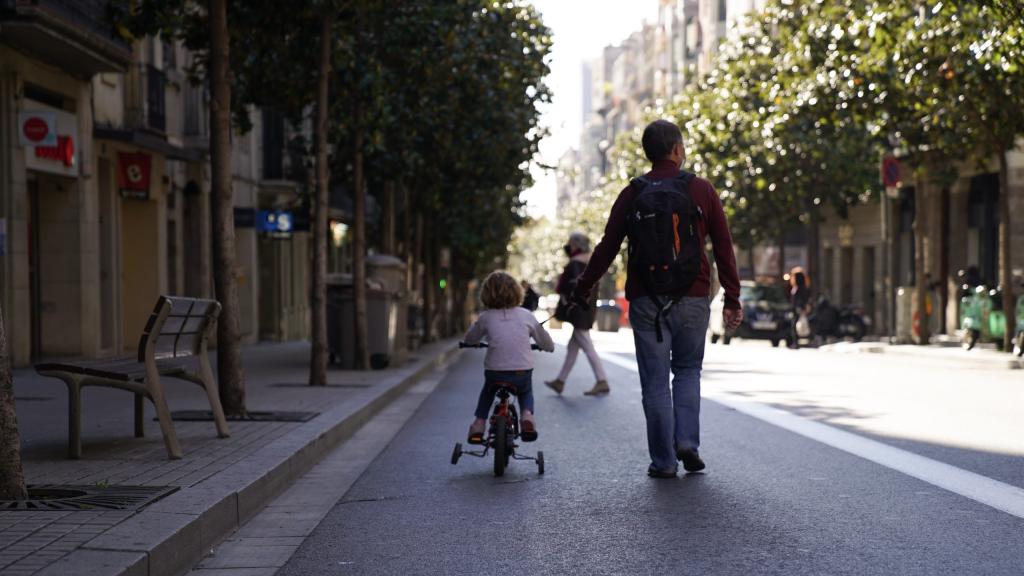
top-left (546, 232), bottom-right (610, 396)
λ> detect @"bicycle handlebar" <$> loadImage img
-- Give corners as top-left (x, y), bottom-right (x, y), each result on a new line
top-left (459, 342), bottom-right (542, 350)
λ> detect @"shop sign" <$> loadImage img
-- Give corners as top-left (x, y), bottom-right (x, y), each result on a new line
top-left (257, 210), bottom-right (294, 238)
top-left (18, 111), bottom-right (57, 147)
top-left (24, 107), bottom-right (79, 177)
top-left (117, 152), bottom-right (152, 199)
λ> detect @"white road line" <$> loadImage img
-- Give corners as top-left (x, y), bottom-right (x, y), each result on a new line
top-left (601, 352), bottom-right (1024, 520)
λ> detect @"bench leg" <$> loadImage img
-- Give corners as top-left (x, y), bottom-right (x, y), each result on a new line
top-left (134, 393), bottom-right (145, 438)
top-left (67, 380), bottom-right (82, 460)
top-left (199, 359), bottom-right (230, 438)
top-left (148, 383), bottom-right (183, 460)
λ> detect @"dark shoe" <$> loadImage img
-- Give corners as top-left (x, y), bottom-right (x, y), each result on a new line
top-left (647, 465), bottom-right (677, 479)
top-left (583, 380), bottom-right (610, 396)
top-left (544, 379), bottom-right (565, 395)
top-left (676, 447), bottom-right (706, 473)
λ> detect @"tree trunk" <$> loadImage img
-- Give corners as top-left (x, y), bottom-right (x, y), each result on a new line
top-left (914, 169), bottom-right (931, 345)
top-left (309, 13), bottom-right (332, 386)
top-left (0, 302), bottom-right (27, 501)
top-left (353, 123), bottom-right (371, 370)
top-left (423, 237), bottom-right (435, 343)
top-left (806, 200), bottom-right (821, 287)
top-left (777, 233), bottom-right (787, 284)
top-left (400, 184), bottom-right (411, 262)
top-left (998, 150), bottom-right (1015, 353)
top-left (209, 0), bottom-right (246, 415)
top-left (382, 180), bottom-right (395, 255)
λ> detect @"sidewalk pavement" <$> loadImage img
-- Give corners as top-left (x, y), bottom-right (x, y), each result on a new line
top-left (1, 339), bottom-right (459, 576)
top-left (818, 339), bottom-right (1023, 370)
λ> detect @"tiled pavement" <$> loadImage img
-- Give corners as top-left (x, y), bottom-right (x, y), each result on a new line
top-left (2, 340), bottom-right (458, 575)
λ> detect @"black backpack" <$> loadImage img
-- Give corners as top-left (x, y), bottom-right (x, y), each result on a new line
top-left (626, 171), bottom-right (703, 340)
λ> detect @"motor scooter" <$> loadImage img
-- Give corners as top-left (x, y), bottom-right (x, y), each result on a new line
top-left (1014, 294), bottom-right (1024, 357)
top-left (960, 285), bottom-right (1007, 350)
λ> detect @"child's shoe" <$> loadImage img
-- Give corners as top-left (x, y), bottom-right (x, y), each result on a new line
top-left (520, 411), bottom-right (538, 442)
top-left (467, 419), bottom-right (486, 445)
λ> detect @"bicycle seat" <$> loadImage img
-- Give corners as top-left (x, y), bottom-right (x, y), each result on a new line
top-left (492, 381), bottom-right (518, 393)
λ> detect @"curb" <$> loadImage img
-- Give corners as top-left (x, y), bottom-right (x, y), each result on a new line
top-left (36, 340), bottom-right (461, 576)
top-left (819, 342), bottom-right (1022, 370)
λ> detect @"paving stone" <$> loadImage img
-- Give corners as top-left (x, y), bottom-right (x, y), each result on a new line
top-left (33, 548), bottom-right (147, 576)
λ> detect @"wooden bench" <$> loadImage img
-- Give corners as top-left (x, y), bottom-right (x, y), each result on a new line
top-left (35, 296), bottom-right (231, 459)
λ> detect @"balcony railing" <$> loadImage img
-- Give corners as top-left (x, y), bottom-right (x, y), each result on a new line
top-left (125, 64), bottom-right (166, 134)
top-left (1, 0), bottom-right (131, 73)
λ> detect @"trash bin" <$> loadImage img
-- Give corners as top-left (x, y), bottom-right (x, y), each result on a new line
top-left (367, 255), bottom-right (407, 364)
top-left (596, 300), bottom-right (622, 332)
top-left (327, 273), bottom-right (401, 369)
top-left (327, 274), bottom-right (355, 368)
top-left (895, 286), bottom-right (940, 344)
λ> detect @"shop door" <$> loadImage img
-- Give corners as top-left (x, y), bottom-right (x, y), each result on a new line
top-left (28, 173), bottom-right (82, 358)
top-left (27, 177), bottom-right (41, 360)
top-left (98, 158), bottom-right (119, 352)
top-left (258, 235), bottom-right (281, 340)
top-left (840, 247), bottom-right (854, 305)
top-left (863, 247), bottom-right (876, 328)
top-left (121, 196), bottom-right (160, 352)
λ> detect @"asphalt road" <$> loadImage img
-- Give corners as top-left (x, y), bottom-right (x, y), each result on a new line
top-left (278, 330), bottom-right (1024, 576)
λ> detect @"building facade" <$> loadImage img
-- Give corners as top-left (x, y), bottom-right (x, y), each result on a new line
top-left (1, 1), bottom-right (310, 367)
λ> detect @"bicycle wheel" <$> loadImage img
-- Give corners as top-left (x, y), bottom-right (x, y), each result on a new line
top-left (536, 451), bottom-right (545, 475)
top-left (493, 415), bottom-right (507, 477)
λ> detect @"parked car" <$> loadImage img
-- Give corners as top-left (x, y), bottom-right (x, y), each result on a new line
top-left (709, 281), bottom-right (794, 347)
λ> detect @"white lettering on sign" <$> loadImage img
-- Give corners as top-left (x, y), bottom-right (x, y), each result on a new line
top-left (18, 111), bottom-right (57, 147)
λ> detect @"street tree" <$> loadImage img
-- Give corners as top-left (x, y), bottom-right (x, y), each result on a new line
top-left (112, 0), bottom-right (247, 412)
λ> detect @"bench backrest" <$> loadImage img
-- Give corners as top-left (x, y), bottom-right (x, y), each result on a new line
top-left (137, 296), bottom-right (222, 363)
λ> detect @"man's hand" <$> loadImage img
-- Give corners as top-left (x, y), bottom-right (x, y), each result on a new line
top-left (568, 289), bottom-right (591, 312)
top-left (723, 307), bottom-right (743, 332)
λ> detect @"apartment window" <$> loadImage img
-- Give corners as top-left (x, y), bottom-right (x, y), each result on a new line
top-left (262, 109), bottom-right (285, 180)
top-left (162, 39), bottom-right (176, 71)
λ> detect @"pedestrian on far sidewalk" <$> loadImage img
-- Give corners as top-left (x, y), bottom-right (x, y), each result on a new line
top-left (545, 232), bottom-right (610, 396)
top-left (569, 119), bottom-right (742, 478)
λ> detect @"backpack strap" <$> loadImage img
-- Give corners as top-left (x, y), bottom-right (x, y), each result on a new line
top-left (648, 294), bottom-right (680, 343)
top-left (630, 175), bottom-right (652, 195)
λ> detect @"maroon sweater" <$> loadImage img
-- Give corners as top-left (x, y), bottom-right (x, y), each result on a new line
top-left (572, 159), bottom-right (742, 310)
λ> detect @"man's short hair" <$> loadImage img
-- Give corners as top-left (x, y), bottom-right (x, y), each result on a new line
top-left (641, 120), bottom-right (683, 163)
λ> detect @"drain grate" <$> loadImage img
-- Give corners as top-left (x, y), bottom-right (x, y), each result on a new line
top-left (0, 485), bottom-right (179, 511)
top-left (168, 410), bottom-right (318, 422)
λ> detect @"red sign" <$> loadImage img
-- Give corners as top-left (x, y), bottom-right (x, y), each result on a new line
top-left (34, 136), bottom-right (75, 167)
top-left (117, 152), bottom-right (152, 199)
top-left (882, 156), bottom-right (901, 188)
top-left (22, 117), bottom-right (50, 143)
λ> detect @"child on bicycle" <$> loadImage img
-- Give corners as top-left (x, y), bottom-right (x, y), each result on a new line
top-left (464, 271), bottom-right (554, 444)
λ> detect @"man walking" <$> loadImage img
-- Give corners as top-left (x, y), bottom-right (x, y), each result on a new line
top-left (571, 119), bottom-right (742, 478)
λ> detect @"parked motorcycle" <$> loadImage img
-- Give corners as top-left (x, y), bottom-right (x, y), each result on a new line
top-left (960, 285), bottom-right (1007, 350)
top-left (810, 296), bottom-right (868, 344)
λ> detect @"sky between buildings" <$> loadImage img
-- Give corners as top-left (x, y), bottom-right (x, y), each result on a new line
top-left (524, 0), bottom-right (660, 219)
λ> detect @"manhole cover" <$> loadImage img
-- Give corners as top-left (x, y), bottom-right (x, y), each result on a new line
top-left (0, 485), bottom-right (178, 511)
top-left (168, 410), bottom-right (318, 422)
top-left (271, 382), bottom-right (372, 389)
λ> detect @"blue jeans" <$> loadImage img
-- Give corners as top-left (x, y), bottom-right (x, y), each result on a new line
top-left (474, 370), bottom-right (534, 419)
top-left (629, 296), bottom-right (710, 472)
